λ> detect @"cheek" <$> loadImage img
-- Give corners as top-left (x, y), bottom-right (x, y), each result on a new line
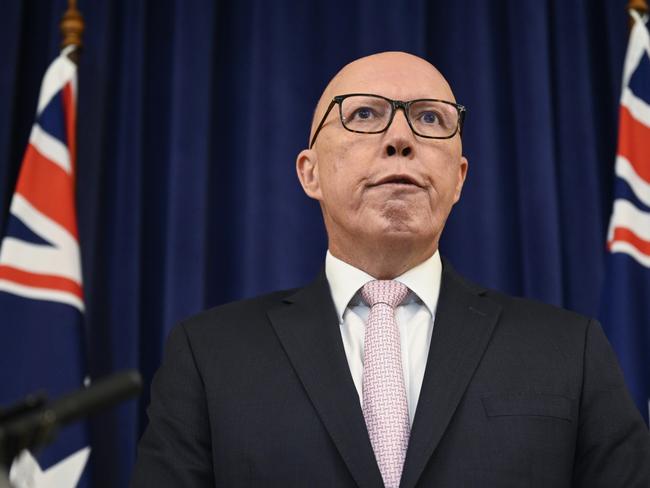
top-left (426, 161), bottom-right (464, 209)
top-left (328, 141), bottom-right (359, 175)
top-left (320, 146), bottom-right (368, 200)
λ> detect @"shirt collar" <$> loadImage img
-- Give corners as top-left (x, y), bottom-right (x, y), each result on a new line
top-left (325, 250), bottom-right (442, 322)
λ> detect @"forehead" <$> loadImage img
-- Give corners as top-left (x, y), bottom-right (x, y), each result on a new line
top-left (327, 54), bottom-right (455, 102)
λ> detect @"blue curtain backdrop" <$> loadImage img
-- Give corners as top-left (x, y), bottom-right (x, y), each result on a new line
top-left (0, 0), bottom-right (633, 486)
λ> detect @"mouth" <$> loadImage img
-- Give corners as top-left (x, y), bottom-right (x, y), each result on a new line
top-left (368, 174), bottom-right (423, 188)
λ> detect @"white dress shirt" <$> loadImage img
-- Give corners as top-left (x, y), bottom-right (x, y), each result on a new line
top-left (325, 250), bottom-right (442, 426)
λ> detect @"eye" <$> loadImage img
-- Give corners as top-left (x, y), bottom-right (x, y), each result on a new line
top-left (351, 106), bottom-right (376, 120)
top-left (418, 111), bottom-right (440, 125)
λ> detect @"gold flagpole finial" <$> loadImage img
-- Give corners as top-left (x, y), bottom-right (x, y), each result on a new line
top-left (60, 0), bottom-right (84, 62)
top-left (628, 0), bottom-right (649, 14)
top-left (628, 0), bottom-right (648, 30)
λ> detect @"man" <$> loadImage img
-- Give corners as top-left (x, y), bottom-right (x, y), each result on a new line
top-left (132, 52), bottom-right (650, 487)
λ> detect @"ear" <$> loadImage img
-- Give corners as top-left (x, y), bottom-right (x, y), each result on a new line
top-left (296, 149), bottom-right (323, 201)
top-left (453, 156), bottom-right (468, 203)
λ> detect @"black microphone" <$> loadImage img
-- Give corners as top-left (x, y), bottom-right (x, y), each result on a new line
top-left (0, 370), bottom-right (142, 468)
top-left (41, 370), bottom-right (141, 426)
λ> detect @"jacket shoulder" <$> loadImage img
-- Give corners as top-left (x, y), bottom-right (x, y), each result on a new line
top-left (443, 260), bottom-right (593, 336)
top-left (167, 287), bottom-right (316, 359)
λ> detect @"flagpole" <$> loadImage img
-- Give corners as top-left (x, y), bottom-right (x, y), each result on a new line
top-left (59, 0), bottom-right (84, 63)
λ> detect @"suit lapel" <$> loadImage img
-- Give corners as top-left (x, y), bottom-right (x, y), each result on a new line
top-left (267, 273), bottom-right (384, 488)
top-left (400, 261), bottom-right (502, 488)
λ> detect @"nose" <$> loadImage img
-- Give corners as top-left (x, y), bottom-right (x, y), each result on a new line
top-left (384, 109), bottom-right (414, 158)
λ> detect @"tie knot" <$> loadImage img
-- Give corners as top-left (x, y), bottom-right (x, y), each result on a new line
top-left (361, 280), bottom-right (409, 308)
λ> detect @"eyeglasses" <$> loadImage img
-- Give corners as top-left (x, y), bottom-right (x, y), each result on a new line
top-left (309, 93), bottom-right (466, 148)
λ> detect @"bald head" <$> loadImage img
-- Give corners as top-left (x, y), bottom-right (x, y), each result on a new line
top-left (310, 52), bottom-right (456, 141)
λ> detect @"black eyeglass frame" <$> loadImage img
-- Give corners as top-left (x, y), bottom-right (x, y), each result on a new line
top-left (309, 93), bottom-right (466, 148)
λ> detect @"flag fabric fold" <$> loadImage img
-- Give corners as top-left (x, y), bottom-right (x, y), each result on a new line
top-left (601, 9), bottom-right (650, 425)
top-left (0, 45), bottom-right (90, 486)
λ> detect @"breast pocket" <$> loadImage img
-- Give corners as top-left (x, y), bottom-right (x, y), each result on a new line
top-left (481, 391), bottom-right (574, 421)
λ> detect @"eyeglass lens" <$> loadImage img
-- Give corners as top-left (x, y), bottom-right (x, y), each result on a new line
top-left (340, 95), bottom-right (459, 138)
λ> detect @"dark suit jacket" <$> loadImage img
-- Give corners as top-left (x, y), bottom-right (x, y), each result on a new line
top-left (131, 261), bottom-right (650, 487)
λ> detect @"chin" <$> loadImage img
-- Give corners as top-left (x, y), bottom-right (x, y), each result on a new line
top-left (371, 225), bottom-right (430, 244)
top-left (378, 214), bottom-right (427, 234)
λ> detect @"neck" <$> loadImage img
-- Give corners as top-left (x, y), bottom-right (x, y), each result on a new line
top-left (328, 238), bottom-right (437, 279)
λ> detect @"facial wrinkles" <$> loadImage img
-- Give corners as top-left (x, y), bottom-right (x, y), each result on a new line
top-left (326, 127), bottom-right (454, 204)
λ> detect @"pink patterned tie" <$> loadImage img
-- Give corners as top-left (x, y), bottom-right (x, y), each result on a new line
top-left (361, 280), bottom-right (410, 488)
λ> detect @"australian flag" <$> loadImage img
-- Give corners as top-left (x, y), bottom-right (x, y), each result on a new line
top-left (0, 46), bottom-right (90, 486)
top-left (601, 9), bottom-right (650, 426)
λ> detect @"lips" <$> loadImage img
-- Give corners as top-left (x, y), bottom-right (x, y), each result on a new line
top-left (369, 174), bottom-right (423, 188)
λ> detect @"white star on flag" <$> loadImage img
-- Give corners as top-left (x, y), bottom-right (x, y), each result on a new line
top-left (9, 448), bottom-right (90, 488)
